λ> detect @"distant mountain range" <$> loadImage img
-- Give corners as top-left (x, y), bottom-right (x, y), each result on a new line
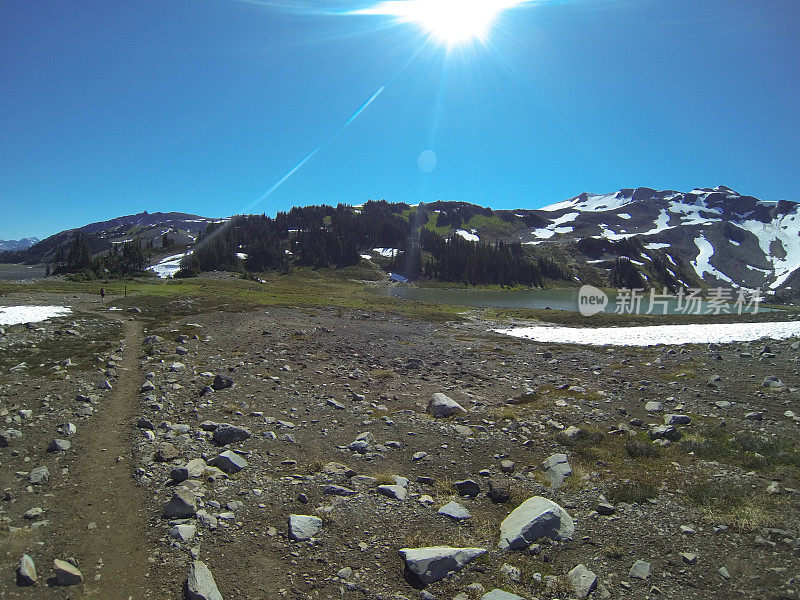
top-left (2, 187), bottom-right (797, 298)
top-left (0, 212), bottom-right (224, 266)
top-left (0, 238), bottom-right (39, 251)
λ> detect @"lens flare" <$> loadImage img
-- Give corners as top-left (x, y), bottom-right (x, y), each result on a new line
top-left (354, 0), bottom-right (530, 46)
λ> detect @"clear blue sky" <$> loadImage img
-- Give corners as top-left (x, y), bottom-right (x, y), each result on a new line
top-left (1, 0), bottom-right (799, 239)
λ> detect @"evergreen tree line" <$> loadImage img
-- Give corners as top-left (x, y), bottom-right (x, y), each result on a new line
top-left (173, 205), bottom-right (567, 287)
top-left (52, 231), bottom-right (146, 277)
top-left (412, 229), bottom-right (565, 286)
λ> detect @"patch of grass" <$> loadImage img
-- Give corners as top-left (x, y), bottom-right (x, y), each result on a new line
top-left (684, 480), bottom-right (793, 530)
top-left (625, 438), bottom-right (661, 459)
top-left (369, 369), bottom-right (396, 382)
top-left (606, 481), bottom-right (658, 504)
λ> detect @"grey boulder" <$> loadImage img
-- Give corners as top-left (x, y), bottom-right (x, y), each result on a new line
top-left (542, 453), bottom-right (572, 489)
top-left (53, 559), bottom-right (82, 586)
top-left (186, 560), bottom-right (223, 600)
top-left (163, 488), bottom-right (197, 518)
top-left (209, 450), bottom-right (247, 474)
top-left (18, 554), bottom-right (36, 585)
top-left (438, 501), bottom-right (471, 521)
top-left (399, 546), bottom-right (486, 584)
top-left (568, 563), bottom-right (597, 599)
top-left (498, 496), bottom-right (574, 550)
top-left (426, 393), bottom-right (467, 418)
top-left (212, 424), bottom-right (251, 445)
top-left (289, 514), bottom-right (323, 540)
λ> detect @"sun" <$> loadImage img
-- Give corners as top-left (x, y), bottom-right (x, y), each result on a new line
top-left (355, 0), bottom-right (524, 47)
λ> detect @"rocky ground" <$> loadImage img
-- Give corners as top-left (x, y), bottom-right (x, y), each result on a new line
top-left (1, 292), bottom-right (799, 600)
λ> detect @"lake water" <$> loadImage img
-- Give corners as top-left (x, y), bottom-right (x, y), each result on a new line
top-left (376, 285), bottom-right (765, 315)
top-left (0, 264), bottom-right (47, 281)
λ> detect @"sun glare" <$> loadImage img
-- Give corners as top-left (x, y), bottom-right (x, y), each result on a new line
top-left (356, 0), bottom-right (526, 47)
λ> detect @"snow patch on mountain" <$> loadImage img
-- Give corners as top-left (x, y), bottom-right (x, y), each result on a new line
top-left (692, 236), bottom-right (733, 285)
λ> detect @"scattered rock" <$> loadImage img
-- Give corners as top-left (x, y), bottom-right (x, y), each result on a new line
top-left (426, 393), bottom-right (467, 418)
top-left (212, 423), bottom-right (251, 445)
top-left (209, 450), bottom-right (247, 474)
top-left (629, 559), bottom-right (651, 580)
top-left (53, 559), bottom-right (83, 586)
top-left (163, 488), bottom-right (197, 518)
top-left (498, 496), bottom-right (574, 550)
top-left (289, 514), bottom-right (323, 541)
top-left (542, 453), bottom-right (572, 489)
top-left (18, 554), bottom-right (36, 585)
top-left (399, 546), bottom-right (486, 584)
top-left (438, 501), bottom-right (471, 520)
top-left (186, 560), bottom-right (223, 600)
top-left (568, 563), bottom-right (597, 599)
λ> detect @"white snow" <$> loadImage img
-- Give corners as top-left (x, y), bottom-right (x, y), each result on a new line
top-left (0, 305), bottom-right (72, 325)
top-left (739, 211), bottom-right (800, 289)
top-left (645, 242), bottom-right (671, 250)
top-left (373, 248), bottom-right (398, 258)
top-left (236, 253), bottom-right (248, 260)
top-left (493, 321), bottom-right (800, 347)
top-left (539, 193), bottom-right (633, 213)
top-left (456, 229), bottom-right (479, 242)
top-left (360, 254), bottom-right (372, 260)
top-left (730, 240), bottom-right (741, 247)
top-left (148, 252), bottom-right (190, 279)
top-left (691, 236), bottom-right (734, 284)
top-left (618, 213), bottom-right (632, 220)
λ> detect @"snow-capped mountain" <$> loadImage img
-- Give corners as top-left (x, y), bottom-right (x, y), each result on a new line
top-left (519, 186), bottom-right (799, 292)
top-left (0, 238), bottom-right (39, 251)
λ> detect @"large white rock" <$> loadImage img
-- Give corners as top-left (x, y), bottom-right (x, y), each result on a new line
top-left (53, 559), bottom-right (83, 586)
top-left (426, 393), bottom-right (467, 418)
top-left (186, 560), bottom-right (223, 600)
top-left (498, 496), bottom-right (574, 550)
top-left (289, 514), bottom-right (323, 540)
top-left (399, 546), bottom-right (486, 584)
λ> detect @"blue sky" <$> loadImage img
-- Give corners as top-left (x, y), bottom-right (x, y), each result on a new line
top-left (1, 0), bottom-right (799, 239)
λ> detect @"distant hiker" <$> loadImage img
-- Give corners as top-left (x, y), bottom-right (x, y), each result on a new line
top-left (100, 287), bottom-right (105, 303)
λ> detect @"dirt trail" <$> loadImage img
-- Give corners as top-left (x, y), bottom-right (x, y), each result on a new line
top-left (53, 319), bottom-right (153, 599)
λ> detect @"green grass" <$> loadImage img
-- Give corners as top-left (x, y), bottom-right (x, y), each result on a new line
top-left (0, 269), bottom-right (469, 327)
top-left (683, 480), bottom-right (794, 530)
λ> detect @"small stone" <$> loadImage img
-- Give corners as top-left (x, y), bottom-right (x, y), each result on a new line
top-left (378, 485), bottom-right (407, 500)
top-left (454, 479), bottom-right (481, 498)
top-left (542, 453), bottom-right (572, 489)
top-left (289, 514), bottom-right (323, 540)
top-left (209, 450), bottom-right (247, 474)
top-left (568, 563), bottom-right (597, 599)
top-left (664, 414), bottom-right (691, 426)
top-left (212, 424), bottom-right (251, 445)
top-left (488, 479), bottom-right (511, 504)
top-left (54, 559), bottom-right (83, 586)
top-left (645, 401), bottom-right (663, 412)
top-left (597, 502), bottom-right (615, 516)
top-left (186, 560), bottom-right (223, 600)
top-left (438, 501), bottom-right (471, 520)
top-left (398, 546), bottom-right (485, 584)
top-left (481, 591), bottom-right (524, 600)
top-left (629, 559), bottom-right (651, 580)
top-left (170, 524), bottom-right (197, 542)
top-left (28, 466), bottom-right (50, 485)
top-left (211, 375), bottom-right (234, 390)
top-left (680, 552), bottom-right (698, 565)
top-left (163, 488), bottom-right (197, 518)
top-left (155, 442), bottom-right (179, 462)
top-left (500, 459), bottom-right (515, 473)
top-left (718, 566), bottom-right (731, 579)
top-left (427, 393), bottom-right (467, 418)
top-left (18, 554), bottom-right (36, 585)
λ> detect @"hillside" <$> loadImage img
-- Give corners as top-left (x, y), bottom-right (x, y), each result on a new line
top-left (2, 187), bottom-right (797, 298)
